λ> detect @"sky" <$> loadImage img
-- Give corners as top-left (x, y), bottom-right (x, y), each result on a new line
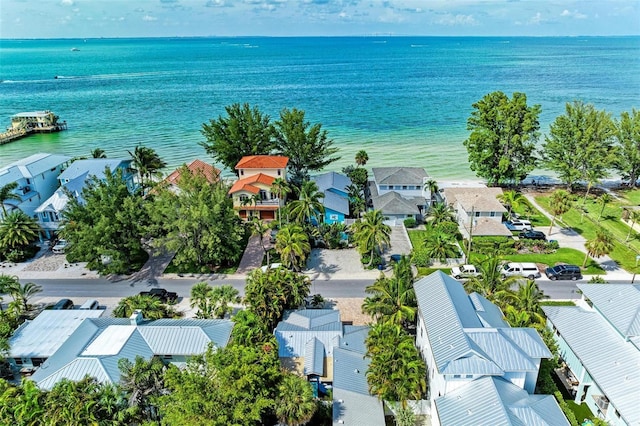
top-left (1, 0), bottom-right (639, 39)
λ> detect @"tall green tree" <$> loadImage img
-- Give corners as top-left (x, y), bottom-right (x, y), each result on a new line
top-left (275, 224), bottom-right (311, 272)
top-left (596, 193), bottom-right (612, 222)
top-left (0, 211), bottom-right (41, 254)
top-left (583, 229), bottom-right (614, 267)
top-left (230, 310), bottom-right (273, 347)
top-left (510, 280), bottom-right (548, 327)
top-left (424, 178), bottom-right (439, 206)
top-left (355, 150), bottom-right (369, 166)
top-left (626, 210), bottom-right (640, 242)
top-left (542, 101), bottom-right (615, 191)
top-left (275, 374), bottom-right (317, 426)
top-left (128, 145), bottom-right (167, 191)
top-left (464, 91), bottom-right (541, 186)
top-left (498, 190), bottom-right (527, 219)
top-left (464, 257), bottom-right (518, 308)
top-left (201, 103), bottom-right (277, 173)
top-left (113, 294), bottom-right (177, 320)
top-left (352, 210), bottom-right (391, 267)
top-left (547, 189), bottom-right (573, 236)
top-left (271, 177), bottom-right (291, 226)
top-left (8, 282), bottom-right (42, 314)
top-left (365, 323), bottom-right (426, 406)
top-left (250, 217), bottom-right (272, 265)
top-left (613, 109), bottom-right (640, 187)
top-left (0, 182), bottom-right (20, 217)
top-left (427, 201), bottom-right (455, 225)
top-left (274, 107), bottom-right (339, 186)
top-left (118, 355), bottom-right (166, 422)
top-left (90, 148), bottom-right (107, 159)
top-left (61, 167), bottom-right (148, 274)
top-left (362, 256), bottom-right (416, 328)
top-left (422, 227), bottom-right (460, 263)
top-left (286, 180), bottom-right (325, 225)
top-left (148, 166), bottom-right (245, 273)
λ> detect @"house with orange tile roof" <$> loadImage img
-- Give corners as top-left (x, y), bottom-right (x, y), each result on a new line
top-left (229, 155), bottom-right (289, 220)
top-left (163, 159), bottom-right (220, 192)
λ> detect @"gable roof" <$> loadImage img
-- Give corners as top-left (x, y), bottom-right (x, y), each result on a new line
top-left (372, 167), bottom-right (428, 185)
top-left (415, 271), bottom-right (549, 376)
top-left (577, 283), bottom-right (640, 339)
top-left (275, 309), bottom-right (343, 358)
top-left (543, 303), bottom-right (640, 424)
top-left (58, 159), bottom-right (131, 182)
top-left (164, 159), bottom-right (220, 186)
top-left (235, 155), bottom-right (289, 170)
top-left (0, 153), bottom-right (71, 181)
top-left (312, 171), bottom-right (352, 193)
top-left (443, 187), bottom-right (506, 213)
top-left (434, 376), bottom-right (569, 426)
top-left (228, 173), bottom-right (275, 194)
top-left (323, 190), bottom-right (349, 215)
top-left (372, 191), bottom-right (422, 215)
top-left (31, 317), bottom-right (233, 390)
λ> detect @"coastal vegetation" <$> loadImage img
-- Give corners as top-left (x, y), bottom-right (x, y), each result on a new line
top-left (0, 211), bottom-right (41, 263)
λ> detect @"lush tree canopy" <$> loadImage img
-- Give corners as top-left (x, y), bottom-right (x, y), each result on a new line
top-left (464, 91), bottom-right (541, 186)
top-left (200, 103), bottom-right (277, 173)
top-left (613, 109), bottom-right (640, 187)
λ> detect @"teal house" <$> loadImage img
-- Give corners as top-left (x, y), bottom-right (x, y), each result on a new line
top-left (311, 171), bottom-right (351, 224)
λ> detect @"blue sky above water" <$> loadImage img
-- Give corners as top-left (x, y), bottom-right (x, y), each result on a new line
top-left (1, 0), bottom-right (639, 39)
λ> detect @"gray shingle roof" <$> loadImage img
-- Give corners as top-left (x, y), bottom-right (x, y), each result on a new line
top-left (443, 187), bottom-right (506, 213)
top-left (434, 376), bottom-right (569, 426)
top-left (543, 304), bottom-right (640, 424)
top-left (471, 218), bottom-right (513, 236)
top-left (312, 171), bottom-right (352, 193)
top-left (372, 167), bottom-right (428, 185)
top-left (371, 191), bottom-right (422, 215)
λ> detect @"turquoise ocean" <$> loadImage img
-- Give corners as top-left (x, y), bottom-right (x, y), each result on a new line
top-left (0, 37), bottom-right (638, 179)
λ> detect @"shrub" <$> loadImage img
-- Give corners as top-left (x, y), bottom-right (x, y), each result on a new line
top-left (403, 218), bottom-right (417, 228)
top-left (411, 248), bottom-right (433, 267)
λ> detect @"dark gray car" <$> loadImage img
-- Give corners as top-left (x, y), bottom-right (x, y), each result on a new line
top-left (545, 264), bottom-right (582, 281)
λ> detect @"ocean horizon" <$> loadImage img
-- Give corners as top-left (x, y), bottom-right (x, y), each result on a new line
top-left (1, 36), bottom-right (638, 179)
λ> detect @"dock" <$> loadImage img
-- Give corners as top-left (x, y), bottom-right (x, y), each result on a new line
top-left (0, 111), bottom-right (67, 145)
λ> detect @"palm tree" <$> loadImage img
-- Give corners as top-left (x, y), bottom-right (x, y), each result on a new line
top-left (362, 257), bottom-right (416, 328)
top-left (190, 281), bottom-right (214, 318)
top-left (511, 279), bottom-right (548, 326)
top-left (504, 305), bottom-right (532, 327)
top-left (0, 211), bottom-right (41, 252)
top-left (427, 202), bottom-right (455, 225)
top-left (210, 284), bottom-right (240, 318)
top-left (0, 182), bottom-right (20, 216)
top-left (625, 210), bottom-right (640, 241)
top-left (464, 257), bottom-right (517, 307)
top-left (351, 210), bottom-right (391, 267)
top-left (355, 150), bottom-right (369, 167)
top-left (128, 145), bottom-right (167, 191)
top-left (596, 193), bottom-right (612, 222)
top-left (113, 294), bottom-right (176, 320)
top-left (276, 374), bottom-right (317, 426)
top-left (423, 178), bottom-right (439, 206)
top-left (499, 190), bottom-right (526, 219)
top-left (275, 224), bottom-right (311, 271)
top-left (547, 189), bottom-right (573, 236)
top-left (287, 180), bottom-right (325, 225)
top-left (90, 148), bottom-right (107, 159)
top-left (10, 282), bottom-right (42, 313)
top-left (583, 229), bottom-right (615, 267)
top-left (271, 177), bottom-right (291, 226)
top-left (422, 227), bottom-right (460, 263)
top-left (118, 355), bottom-right (166, 422)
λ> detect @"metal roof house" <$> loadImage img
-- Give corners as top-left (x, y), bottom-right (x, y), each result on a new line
top-left (30, 312), bottom-right (233, 390)
top-left (369, 167), bottom-right (429, 225)
top-left (0, 153), bottom-right (71, 221)
top-left (312, 171), bottom-right (352, 224)
top-left (35, 158), bottom-right (135, 238)
top-left (414, 271), bottom-right (564, 426)
top-left (543, 284), bottom-right (640, 426)
top-left (332, 325), bottom-right (385, 426)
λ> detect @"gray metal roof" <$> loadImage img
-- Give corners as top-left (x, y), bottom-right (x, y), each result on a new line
top-left (434, 376), bottom-right (569, 426)
top-left (9, 310), bottom-right (104, 359)
top-left (312, 171), bottom-right (352, 193)
top-left (543, 305), bottom-right (640, 424)
top-left (372, 167), bottom-right (428, 185)
top-left (332, 389), bottom-right (385, 426)
top-left (139, 326), bottom-right (213, 355)
top-left (332, 346), bottom-right (370, 395)
top-left (577, 284), bottom-right (640, 338)
top-left (466, 330), bottom-right (538, 372)
top-left (58, 158), bottom-right (131, 182)
top-left (0, 153), bottom-right (71, 180)
top-left (371, 191), bottom-right (422, 215)
top-left (279, 309), bottom-right (342, 330)
top-left (322, 190), bottom-right (349, 215)
top-left (304, 337), bottom-right (325, 376)
top-left (338, 326), bottom-right (370, 354)
top-left (468, 292), bottom-right (509, 327)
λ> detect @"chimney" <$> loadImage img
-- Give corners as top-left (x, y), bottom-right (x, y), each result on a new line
top-left (130, 309), bottom-right (143, 325)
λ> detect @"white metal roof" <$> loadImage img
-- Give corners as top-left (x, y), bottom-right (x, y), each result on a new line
top-left (0, 153), bottom-right (71, 181)
top-left (81, 325), bottom-right (136, 356)
top-left (577, 284), bottom-right (640, 338)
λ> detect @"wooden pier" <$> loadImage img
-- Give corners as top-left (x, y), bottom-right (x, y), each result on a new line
top-left (0, 111), bottom-right (67, 145)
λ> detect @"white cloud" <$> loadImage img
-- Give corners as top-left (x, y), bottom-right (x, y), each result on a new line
top-left (529, 12), bottom-right (543, 24)
top-left (60, 0), bottom-right (74, 5)
top-left (561, 9), bottom-right (587, 19)
top-left (142, 15), bottom-right (157, 21)
top-left (437, 14), bottom-right (477, 26)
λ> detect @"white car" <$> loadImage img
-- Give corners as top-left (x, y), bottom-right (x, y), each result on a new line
top-left (451, 264), bottom-right (482, 279)
top-left (504, 219), bottom-right (532, 231)
top-left (52, 239), bottom-right (68, 254)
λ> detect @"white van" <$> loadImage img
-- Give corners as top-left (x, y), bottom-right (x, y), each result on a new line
top-left (79, 299), bottom-right (100, 310)
top-left (501, 262), bottom-right (540, 279)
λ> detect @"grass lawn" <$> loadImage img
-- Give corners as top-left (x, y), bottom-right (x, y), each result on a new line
top-left (416, 267), bottom-right (452, 277)
top-left (407, 229), bottom-right (428, 250)
top-left (504, 248), bottom-right (604, 275)
top-left (541, 301), bottom-right (575, 306)
top-left (535, 192), bottom-right (640, 272)
top-left (566, 401), bottom-right (594, 423)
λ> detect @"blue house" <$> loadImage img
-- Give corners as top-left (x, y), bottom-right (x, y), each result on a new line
top-left (311, 171), bottom-right (351, 224)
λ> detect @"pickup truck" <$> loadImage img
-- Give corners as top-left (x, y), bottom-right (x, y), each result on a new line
top-left (139, 288), bottom-right (178, 303)
top-left (451, 264), bottom-right (482, 279)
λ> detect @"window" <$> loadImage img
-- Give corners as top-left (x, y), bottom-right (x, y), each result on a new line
top-left (240, 170), bottom-right (244, 176)
top-left (14, 358), bottom-right (23, 365)
top-left (239, 194), bottom-right (248, 202)
top-left (465, 374), bottom-right (473, 379)
top-left (475, 211), bottom-right (480, 217)
top-left (490, 211), bottom-right (496, 217)
top-left (402, 185), bottom-right (407, 190)
top-left (162, 355), bottom-right (173, 360)
top-left (277, 169), bottom-right (281, 176)
top-left (453, 374), bottom-right (461, 379)
top-left (26, 178), bottom-right (31, 184)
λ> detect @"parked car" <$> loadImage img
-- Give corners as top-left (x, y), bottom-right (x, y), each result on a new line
top-left (52, 299), bottom-right (74, 310)
top-left (79, 299), bottom-right (100, 310)
top-left (504, 220), bottom-right (532, 231)
top-left (501, 262), bottom-right (541, 279)
top-left (261, 263), bottom-right (283, 272)
top-left (451, 264), bottom-right (482, 279)
top-left (139, 288), bottom-right (178, 303)
top-left (521, 230), bottom-right (546, 240)
top-left (545, 264), bottom-right (583, 281)
top-left (52, 239), bottom-right (68, 254)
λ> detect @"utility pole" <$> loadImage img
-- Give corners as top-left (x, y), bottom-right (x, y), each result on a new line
top-left (632, 255), bottom-right (640, 284)
top-left (465, 207), bottom-right (474, 264)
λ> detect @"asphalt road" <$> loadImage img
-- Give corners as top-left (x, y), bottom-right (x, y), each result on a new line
top-left (18, 276), bottom-right (636, 301)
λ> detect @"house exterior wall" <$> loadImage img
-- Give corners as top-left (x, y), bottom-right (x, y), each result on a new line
top-left (324, 208), bottom-right (345, 224)
top-left (376, 184), bottom-right (426, 198)
top-left (456, 203), bottom-right (502, 227)
top-left (238, 167), bottom-right (285, 180)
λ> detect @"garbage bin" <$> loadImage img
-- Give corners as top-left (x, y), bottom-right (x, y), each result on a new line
top-left (378, 264), bottom-right (384, 271)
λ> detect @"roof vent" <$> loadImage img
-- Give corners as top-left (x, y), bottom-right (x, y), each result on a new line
top-left (338, 421), bottom-right (345, 424)
top-left (354, 369), bottom-right (360, 374)
top-left (130, 309), bottom-right (143, 325)
top-left (338, 399), bottom-right (344, 403)
top-left (467, 409), bottom-right (473, 415)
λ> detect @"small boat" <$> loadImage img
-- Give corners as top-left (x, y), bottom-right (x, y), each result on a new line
top-left (71, 47), bottom-right (80, 51)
